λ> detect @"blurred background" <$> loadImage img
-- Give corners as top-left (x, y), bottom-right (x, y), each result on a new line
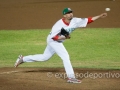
top-left (0, 0), bottom-right (120, 30)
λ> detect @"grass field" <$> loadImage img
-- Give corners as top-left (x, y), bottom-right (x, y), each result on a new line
top-left (0, 28), bottom-right (120, 69)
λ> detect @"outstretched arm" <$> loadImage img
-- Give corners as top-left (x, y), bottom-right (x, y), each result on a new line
top-left (52, 13), bottom-right (107, 41)
top-left (88, 13), bottom-right (107, 24)
top-left (92, 13), bottom-right (107, 21)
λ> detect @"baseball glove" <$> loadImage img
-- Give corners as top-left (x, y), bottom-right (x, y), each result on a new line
top-left (60, 28), bottom-right (70, 39)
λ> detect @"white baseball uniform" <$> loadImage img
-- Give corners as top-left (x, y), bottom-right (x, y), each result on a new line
top-left (23, 17), bottom-right (88, 78)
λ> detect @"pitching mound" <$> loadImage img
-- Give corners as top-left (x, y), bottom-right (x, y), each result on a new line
top-left (0, 68), bottom-right (120, 90)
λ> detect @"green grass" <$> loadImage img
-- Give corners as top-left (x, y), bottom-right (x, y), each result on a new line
top-left (0, 28), bottom-right (120, 69)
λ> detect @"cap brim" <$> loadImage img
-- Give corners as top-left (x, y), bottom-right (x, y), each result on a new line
top-left (65, 11), bottom-right (73, 14)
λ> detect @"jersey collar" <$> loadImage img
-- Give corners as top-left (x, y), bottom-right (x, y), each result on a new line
top-left (62, 18), bottom-right (69, 26)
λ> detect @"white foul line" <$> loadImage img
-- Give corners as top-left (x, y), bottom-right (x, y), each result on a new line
top-left (0, 71), bottom-right (19, 75)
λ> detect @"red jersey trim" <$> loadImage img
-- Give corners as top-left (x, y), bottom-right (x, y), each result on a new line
top-left (62, 18), bottom-right (69, 26)
top-left (52, 35), bottom-right (59, 41)
top-left (87, 17), bottom-right (94, 24)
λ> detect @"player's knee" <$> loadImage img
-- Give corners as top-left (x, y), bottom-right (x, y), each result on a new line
top-left (61, 56), bottom-right (70, 61)
top-left (42, 55), bottom-right (51, 61)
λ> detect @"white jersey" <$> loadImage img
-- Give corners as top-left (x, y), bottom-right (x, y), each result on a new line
top-left (47, 17), bottom-right (88, 42)
top-left (23, 17), bottom-right (88, 79)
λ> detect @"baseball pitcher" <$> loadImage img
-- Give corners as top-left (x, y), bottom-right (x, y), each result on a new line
top-left (14, 8), bottom-right (107, 83)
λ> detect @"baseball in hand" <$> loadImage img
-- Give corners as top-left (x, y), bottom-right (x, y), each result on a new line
top-left (105, 8), bottom-right (110, 11)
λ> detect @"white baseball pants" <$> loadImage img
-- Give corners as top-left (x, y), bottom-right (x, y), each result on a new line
top-left (23, 41), bottom-right (75, 78)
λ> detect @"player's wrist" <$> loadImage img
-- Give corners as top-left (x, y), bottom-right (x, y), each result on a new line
top-left (58, 35), bottom-right (66, 40)
top-left (65, 35), bottom-right (71, 39)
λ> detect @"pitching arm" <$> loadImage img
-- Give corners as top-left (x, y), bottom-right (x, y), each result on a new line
top-left (92, 13), bottom-right (107, 21)
top-left (87, 13), bottom-right (107, 24)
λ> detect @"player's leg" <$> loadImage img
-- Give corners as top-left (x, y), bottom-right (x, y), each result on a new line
top-left (14, 44), bottom-right (55, 67)
top-left (23, 45), bottom-right (55, 62)
top-left (49, 42), bottom-right (75, 78)
top-left (50, 42), bottom-right (81, 83)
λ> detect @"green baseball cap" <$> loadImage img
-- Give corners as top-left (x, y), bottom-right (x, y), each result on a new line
top-left (62, 8), bottom-right (73, 15)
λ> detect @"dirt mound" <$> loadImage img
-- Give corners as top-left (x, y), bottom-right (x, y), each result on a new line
top-left (0, 67), bottom-right (120, 90)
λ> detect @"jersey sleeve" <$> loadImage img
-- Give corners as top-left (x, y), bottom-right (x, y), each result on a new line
top-left (50, 26), bottom-right (61, 38)
top-left (63, 18), bottom-right (88, 33)
top-left (76, 18), bottom-right (88, 28)
top-left (49, 19), bottom-right (62, 39)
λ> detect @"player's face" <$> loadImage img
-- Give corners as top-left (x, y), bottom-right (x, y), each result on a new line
top-left (64, 12), bottom-right (73, 20)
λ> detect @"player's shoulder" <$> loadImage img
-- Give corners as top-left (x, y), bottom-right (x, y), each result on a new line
top-left (72, 17), bottom-right (87, 22)
top-left (52, 19), bottom-right (63, 29)
top-left (72, 17), bottom-right (83, 20)
top-left (54, 19), bottom-right (63, 25)
top-left (71, 17), bottom-right (81, 22)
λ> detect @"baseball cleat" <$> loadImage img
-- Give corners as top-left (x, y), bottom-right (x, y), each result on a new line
top-left (14, 55), bottom-right (23, 68)
top-left (67, 78), bottom-right (82, 83)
